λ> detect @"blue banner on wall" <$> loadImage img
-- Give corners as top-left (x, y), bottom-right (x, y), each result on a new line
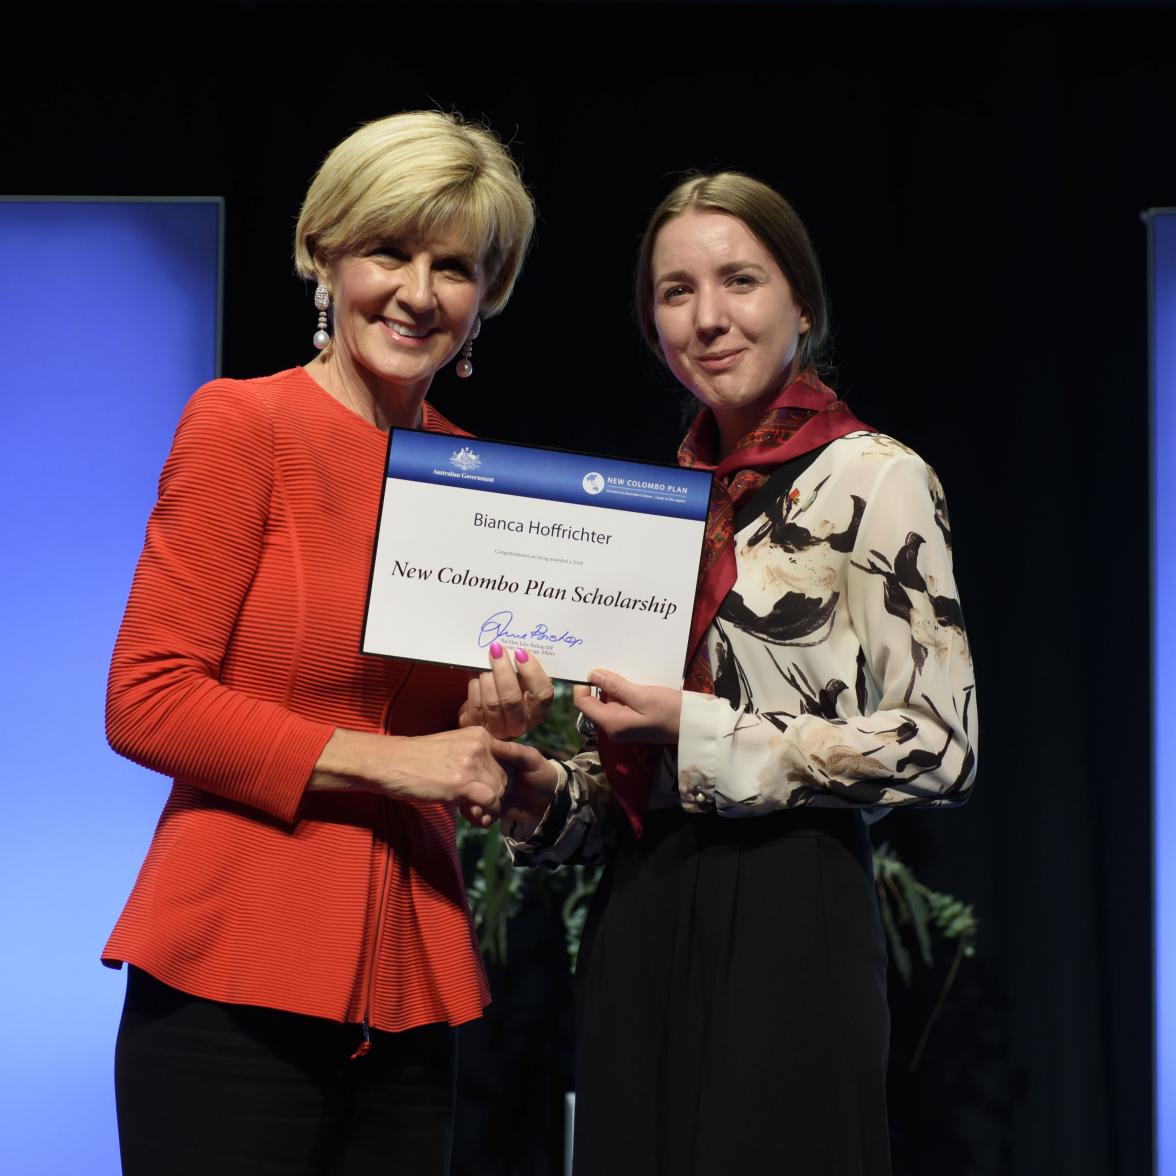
top-left (1149, 207), bottom-right (1176, 1176)
top-left (0, 198), bottom-right (222, 1176)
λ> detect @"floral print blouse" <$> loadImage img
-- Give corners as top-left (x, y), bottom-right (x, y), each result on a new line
top-left (507, 432), bottom-right (978, 867)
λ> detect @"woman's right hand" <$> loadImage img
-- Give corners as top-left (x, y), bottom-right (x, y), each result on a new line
top-left (309, 727), bottom-right (508, 827)
top-left (492, 739), bottom-right (560, 825)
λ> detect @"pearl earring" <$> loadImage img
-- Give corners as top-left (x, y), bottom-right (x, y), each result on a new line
top-left (456, 317), bottom-right (481, 378)
top-left (312, 284), bottom-right (331, 350)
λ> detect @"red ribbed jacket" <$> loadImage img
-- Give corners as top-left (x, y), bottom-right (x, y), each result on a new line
top-left (103, 367), bottom-right (489, 1030)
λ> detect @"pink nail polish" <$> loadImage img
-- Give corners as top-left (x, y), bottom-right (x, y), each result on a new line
top-left (515, 649), bottom-right (529, 664)
top-left (489, 642), bottom-right (503, 658)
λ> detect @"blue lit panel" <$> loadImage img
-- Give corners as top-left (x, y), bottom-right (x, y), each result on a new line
top-left (0, 199), bottom-right (221, 1175)
top-left (1153, 209), bottom-right (1176, 1176)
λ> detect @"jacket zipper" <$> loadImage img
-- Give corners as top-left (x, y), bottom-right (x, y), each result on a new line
top-left (352, 670), bottom-right (414, 1059)
top-left (351, 797), bottom-right (394, 1060)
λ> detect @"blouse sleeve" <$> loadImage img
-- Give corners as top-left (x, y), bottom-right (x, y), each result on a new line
top-left (677, 452), bottom-right (978, 815)
top-left (105, 381), bottom-right (335, 823)
top-left (502, 732), bottom-right (616, 868)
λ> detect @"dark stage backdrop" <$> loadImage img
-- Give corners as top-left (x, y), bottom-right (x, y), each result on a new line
top-left (9, 3), bottom-right (1171, 1172)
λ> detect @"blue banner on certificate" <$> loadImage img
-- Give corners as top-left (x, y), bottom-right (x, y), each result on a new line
top-left (362, 430), bottom-right (712, 686)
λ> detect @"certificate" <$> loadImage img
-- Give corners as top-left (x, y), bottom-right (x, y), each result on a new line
top-left (361, 429), bottom-right (712, 686)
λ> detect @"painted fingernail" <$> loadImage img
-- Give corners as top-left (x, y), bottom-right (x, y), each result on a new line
top-left (515, 649), bottom-right (529, 664)
top-left (489, 642), bottom-right (503, 658)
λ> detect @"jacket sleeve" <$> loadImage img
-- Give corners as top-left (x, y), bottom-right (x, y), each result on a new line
top-left (677, 452), bottom-right (978, 816)
top-left (105, 381), bottom-right (335, 823)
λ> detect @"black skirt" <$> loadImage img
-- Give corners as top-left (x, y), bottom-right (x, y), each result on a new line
top-left (572, 806), bottom-right (891, 1176)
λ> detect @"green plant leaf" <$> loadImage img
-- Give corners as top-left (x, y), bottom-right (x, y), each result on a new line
top-left (898, 869), bottom-right (934, 968)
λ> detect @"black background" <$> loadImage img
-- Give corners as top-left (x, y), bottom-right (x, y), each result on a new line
top-left (10, 2), bottom-right (1172, 1171)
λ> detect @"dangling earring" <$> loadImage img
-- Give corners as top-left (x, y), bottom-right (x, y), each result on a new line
top-left (456, 317), bottom-right (481, 378)
top-left (312, 284), bottom-right (331, 350)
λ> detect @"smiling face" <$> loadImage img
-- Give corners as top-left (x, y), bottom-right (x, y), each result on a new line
top-left (651, 209), bottom-right (811, 454)
top-left (318, 228), bottom-right (485, 411)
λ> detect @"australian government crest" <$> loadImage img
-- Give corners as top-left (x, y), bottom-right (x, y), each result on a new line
top-left (450, 446), bottom-right (481, 472)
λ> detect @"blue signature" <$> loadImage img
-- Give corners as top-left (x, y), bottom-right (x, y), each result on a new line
top-left (478, 610), bottom-right (585, 649)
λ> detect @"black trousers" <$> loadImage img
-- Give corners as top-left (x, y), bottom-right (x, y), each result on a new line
top-left (115, 967), bottom-right (456, 1175)
top-left (573, 807), bottom-right (892, 1176)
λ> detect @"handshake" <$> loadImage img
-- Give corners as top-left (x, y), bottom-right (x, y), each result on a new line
top-left (456, 642), bottom-right (684, 828)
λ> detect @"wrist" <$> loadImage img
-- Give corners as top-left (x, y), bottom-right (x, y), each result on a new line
top-left (546, 758), bottom-right (567, 793)
top-left (309, 729), bottom-right (404, 796)
top-left (533, 757), bottom-right (562, 794)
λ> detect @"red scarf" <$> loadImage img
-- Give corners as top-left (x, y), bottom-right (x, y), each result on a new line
top-left (599, 371), bottom-right (875, 834)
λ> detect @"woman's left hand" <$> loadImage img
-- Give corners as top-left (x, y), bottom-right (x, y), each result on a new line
top-left (458, 646), bottom-right (555, 738)
top-left (573, 670), bottom-right (682, 744)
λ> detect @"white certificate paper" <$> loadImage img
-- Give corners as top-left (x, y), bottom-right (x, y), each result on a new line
top-left (361, 430), bottom-right (712, 686)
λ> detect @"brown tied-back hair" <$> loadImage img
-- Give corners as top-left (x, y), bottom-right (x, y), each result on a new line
top-left (634, 171), bottom-right (830, 374)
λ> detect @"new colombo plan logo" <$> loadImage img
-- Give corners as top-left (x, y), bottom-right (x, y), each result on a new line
top-left (582, 471), bottom-right (605, 495)
top-left (450, 446), bottom-right (481, 472)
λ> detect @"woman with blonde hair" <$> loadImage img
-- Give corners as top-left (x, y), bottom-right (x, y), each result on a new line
top-left (105, 110), bottom-right (549, 1174)
top-left (496, 172), bottom-right (978, 1174)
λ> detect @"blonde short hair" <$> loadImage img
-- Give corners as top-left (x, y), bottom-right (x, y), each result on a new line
top-left (294, 111), bottom-right (535, 317)
top-left (635, 172), bottom-right (829, 372)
